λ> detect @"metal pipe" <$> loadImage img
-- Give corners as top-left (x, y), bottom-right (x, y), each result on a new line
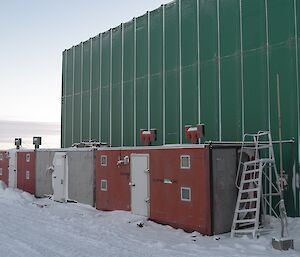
top-left (147, 11), bottom-right (151, 132)
top-left (121, 24), bottom-right (124, 147)
top-left (179, 0), bottom-right (183, 144)
top-left (109, 29), bottom-right (113, 146)
top-left (265, 0), bottom-right (271, 131)
top-left (217, 0), bottom-right (222, 141)
top-left (63, 51), bottom-right (68, 147)
top-left (197, 0), bottom-right (201, 124)
top-left (206, 140), bottom-right (294, 145)
top-left (162, 5), bottom-right (166, 145)
top-left (99, 34), bottom-right (102, 142)
top-left (134, 18), bottom-right (137, 146)
top-left (239, 0), bottom-right (245, 137)
top-left (80, 42), bottom-right (83, 142)
top-left (277, 74), bottom-right (284, 190)
top-left (89, 39), bottom-right (93, 140)
top-left (72, 47), bottom-right (75, 144)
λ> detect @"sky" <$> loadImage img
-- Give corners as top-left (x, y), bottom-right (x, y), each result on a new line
top-left (0, 0), bottom-right (171, 149)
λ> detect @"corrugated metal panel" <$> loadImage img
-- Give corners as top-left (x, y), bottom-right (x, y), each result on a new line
top-left (62, 0), bottom-right (300, 216)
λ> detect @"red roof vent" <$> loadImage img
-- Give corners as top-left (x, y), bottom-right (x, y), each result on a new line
top-left (140, 129), bottom-right (157, 146)
top-left (185, 124), bottom-right (205, 144)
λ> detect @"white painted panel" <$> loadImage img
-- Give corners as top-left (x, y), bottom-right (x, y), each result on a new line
top-left (130, 154), bottom-right (149, 217)
top-left (52, 152), bottom-right (68, 202)
top-left (8, 150), bottom-right (17, 188)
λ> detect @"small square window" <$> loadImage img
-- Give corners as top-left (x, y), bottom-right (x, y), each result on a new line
top-left (0, 154), bottom-right (3, 161)
top-left (26, 153), bottom-right (31, 162)
top-left (100, 155), bottom-right (107, 166)
top-left (0, 168), bottom-right (2, 176)
top-left (181, 187), bottom-right (191, 202)
top-left (25, 170), bottom-right (30, 180)
top-left (100, 179), bottom-right (107, 191)
top-left (180, 155), bottom-right (191, 169)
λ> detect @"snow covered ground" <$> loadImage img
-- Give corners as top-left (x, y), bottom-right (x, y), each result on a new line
top-left (0, 182), bottom-right (299, 257)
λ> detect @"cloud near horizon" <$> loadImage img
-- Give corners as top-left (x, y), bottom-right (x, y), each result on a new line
top-left (0, 120), bottom-right (60, 149)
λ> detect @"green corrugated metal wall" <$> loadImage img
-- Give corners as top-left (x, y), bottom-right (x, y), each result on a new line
top-left (61, 0), bottom-right (300, 216)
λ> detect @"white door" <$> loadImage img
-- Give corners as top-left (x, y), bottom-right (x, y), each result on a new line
top-left (52, 152), bottom-right (68, 202)
top-left (130, 154), bottom-right (150, 217)
top-left (8, 150), bottom-right (17, 188)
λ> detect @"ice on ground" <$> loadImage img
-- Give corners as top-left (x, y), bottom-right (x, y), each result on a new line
top-left (0, 183), bottom-right (299, 257)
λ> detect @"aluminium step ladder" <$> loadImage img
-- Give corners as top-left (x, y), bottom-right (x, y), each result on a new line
top-left (231, 131), bottom-right (287, 238)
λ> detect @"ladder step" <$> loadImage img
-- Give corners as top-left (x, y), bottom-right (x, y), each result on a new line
top-left (237, 208), bottom-right (257, 213)
top-left (243, 145), bottom-right (270, 150)
top-left (243, 169), bottom-right (260, 175)
top-left (239, 198), bottom-right (258, 203)
top-left (243, 178), bottom-right (259, 183)
top-left (235, 219), bottom-right (256, 224)
top-left (232, 229), bottom-right (255, 234)
top-left (240, 188), bottom-right (259, 193)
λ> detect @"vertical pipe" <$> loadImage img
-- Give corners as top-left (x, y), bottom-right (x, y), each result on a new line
top-left (99, 34), bottom-right (102, 142)
top-left (61, 51), bottom-right (65, 147)
top-left (162, 5), bottom-right (166, 145)
top-left (121, 24), bottom-right (124, 147)
top-left (264, 0), bottom-right (272, 214)
top-left (63, 51), bottom-right (68, 147)
top-left (109, 29), bottom-right (113, 146)
top-left (147, 11), bottom-right (151, 131)
top-left (239, 0), bottom-right (245, 137)
top-left (265, 0), bottom-right (271, 131)
top-left (294, 0), bottom-right (300, 215)
top-left (134, 18), bottom-right (137, 146)
top-left (72, 47), bottom-right (75, 144)
top-left (179, 0), bottom-right (183, 144)
top-left (217, 0), bottom-right (222, 141)
top-left (80, 42), bottom-right (83, 143)
top-left (89, 39), bottom-right (93, 140)
top-left (197, 0), bottom-right (201, 124)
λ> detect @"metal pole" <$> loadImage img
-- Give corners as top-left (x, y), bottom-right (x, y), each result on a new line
top-left (277, 74), bottom-right (284, 190)
top-left (99, 34), bottom-right (102, 142)
top-left (134, 18), bottom-right (137, 146)
top-left (72, 47), bottom-right (75, 144)
top-left (179, 0), bottom-right (183, 144)
top-left (217, 0), bottom-right (222, 141)
top-left (147, 11), bottom-right (151, 132)
top-left (89, 39), bottom-right (93, 141)
top-left (109, 29), bottom-right (113, 146)
top-left (162, 5), bottom-right (166, 145)
top-left (197, 0), bottom-right (201, 124)
top-left (80, 42), bottom-right (83, 143)
top-left (121, 24), bottom-right (124, 147)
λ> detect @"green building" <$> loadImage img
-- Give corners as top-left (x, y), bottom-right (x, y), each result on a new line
top-left (61, 0), bottom-right (300, 216)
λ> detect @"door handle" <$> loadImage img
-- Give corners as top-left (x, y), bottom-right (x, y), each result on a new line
top-left (129, 182), bottom-right (135, 187)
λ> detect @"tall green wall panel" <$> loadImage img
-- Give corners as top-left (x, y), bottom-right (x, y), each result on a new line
top-left (62, 0), bottom-right (300, 216)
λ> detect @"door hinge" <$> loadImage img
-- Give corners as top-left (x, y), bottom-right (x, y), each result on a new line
top-left (145, 198), bottom-right (150, 203)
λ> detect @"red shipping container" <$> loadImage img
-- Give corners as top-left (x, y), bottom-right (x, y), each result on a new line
top-left (17, 151), bottom-right (36, 194)
top-left (95, 149), bottom-right (131, 211)
top-left (0, 151), bottom-right (9, 186)
top-left (149, 147), bottom-right (211, 235)
top-left (95, 146), bottom-right (212, 235)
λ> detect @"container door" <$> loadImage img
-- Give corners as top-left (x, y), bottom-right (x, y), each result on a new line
top-left (8, 151), bottom-right (17, 188)
top-left (130, 154), bottom-right (149, 217)
top-left (52, 152), bottom-right (68, 202)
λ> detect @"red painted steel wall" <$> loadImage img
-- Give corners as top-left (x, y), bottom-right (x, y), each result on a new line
top-left (149, 148), bottom-right (211, 235)
top-left (0, 151), bottom-right (9, 186)
top-left (95, 147), bottom-right (212, 235)
top-left (17, 151), bottom-right (36, 194)
top-left (95, 149), bottom-right (131, 211)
